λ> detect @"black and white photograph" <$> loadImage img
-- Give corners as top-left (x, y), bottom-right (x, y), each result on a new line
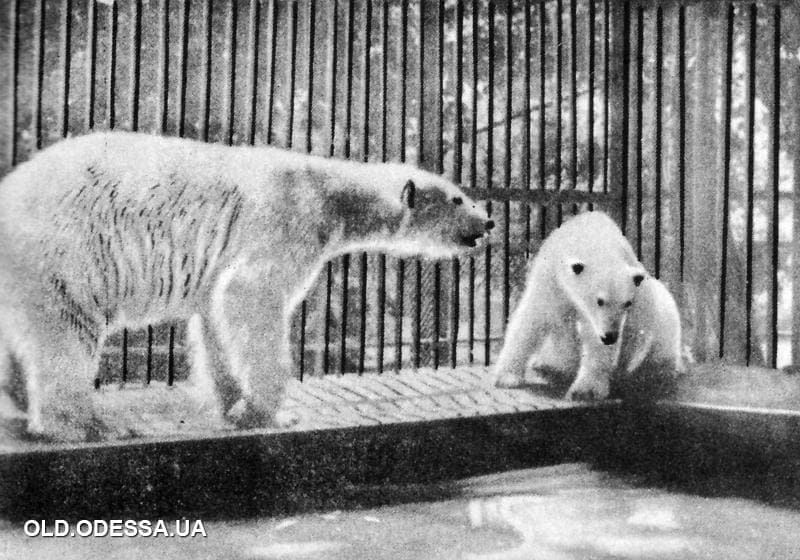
top-left (1, 0), bottom-right (800, 558)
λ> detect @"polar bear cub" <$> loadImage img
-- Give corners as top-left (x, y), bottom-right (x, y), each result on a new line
top-left (0, 131), bottom-right (493, 441)
top-left (494, 211), bottom-right (682, 401)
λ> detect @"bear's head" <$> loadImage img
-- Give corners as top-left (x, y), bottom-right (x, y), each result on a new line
top-left (559, 256), bottom-right (646, 346)
top-left (389, 169), bottom-right (494, 258)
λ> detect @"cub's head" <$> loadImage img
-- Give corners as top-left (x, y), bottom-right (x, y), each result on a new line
top-left (390, 170), bottom-right (494, 258)
top-left (559, 257), bottom-right (646, 346)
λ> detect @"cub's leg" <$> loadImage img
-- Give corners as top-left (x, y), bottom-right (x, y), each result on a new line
top-left (494, 295), bottom-right (552, 388)
top-left (212, 271), bottom-right (292, 429)
top-left (564, 335), bottom-right (617, 401)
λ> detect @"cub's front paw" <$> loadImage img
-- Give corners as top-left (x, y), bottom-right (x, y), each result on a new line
top-left (565, 376), bottom-right (610, 402)
top-left (494, 369), bottom-right (526, 389)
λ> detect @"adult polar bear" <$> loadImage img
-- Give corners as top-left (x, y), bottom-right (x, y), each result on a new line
top-left (0, 131), bottom-right (493, 441)
top-left (494, 211), bottom-right (682, 401)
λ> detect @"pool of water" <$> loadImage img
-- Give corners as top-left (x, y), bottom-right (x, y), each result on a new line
top-left (3, 463), bottom-right (799, 559)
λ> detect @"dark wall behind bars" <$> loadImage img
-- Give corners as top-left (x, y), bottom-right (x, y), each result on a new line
top-left (1, 0), bottom-right (799, 385)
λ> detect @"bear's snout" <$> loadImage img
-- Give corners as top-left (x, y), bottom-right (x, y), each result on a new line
top-left (600, 331), bottom-right (618, 345)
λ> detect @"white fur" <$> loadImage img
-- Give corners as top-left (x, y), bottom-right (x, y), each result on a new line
top-left (0, 131), bottom-right (491, 440)
top-left (494, 211), bottom-right (681, 401)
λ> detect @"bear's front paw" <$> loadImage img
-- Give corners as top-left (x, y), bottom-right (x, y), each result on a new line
top-left (565, 376), bottom-right (610, 402)
top-left (494, 369), bottom-right (526, 389)
top-left (227, 399), bottom-right (269, 430)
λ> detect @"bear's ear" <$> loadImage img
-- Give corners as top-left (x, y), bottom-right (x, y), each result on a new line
top-left (632, 271), bottom-right (646, 287)
top-left (401, 180), bottom-right (416, 209)
top-left (570, 261), bottom-right (584, 275)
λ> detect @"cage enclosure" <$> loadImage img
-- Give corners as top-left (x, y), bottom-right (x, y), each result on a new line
top-left (1, 0), bottom-right (800, 528)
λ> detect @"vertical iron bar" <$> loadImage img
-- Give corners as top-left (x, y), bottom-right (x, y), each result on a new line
top-left (86, 0), bottom-right (97, 130)
top-left (485, 1), bottom-right (494, 365)
top-left (34, 0), bottom-right (45, 148)
top-left (225, 0), bottom-right (236, 145)
top-left (177, 0), bottom-right (190, 136)
top-left (300, 0), bottom-right (315, 379)
top-left (287, 0), bottom-right (298, 147)
top-left (107, 0), bottom-right (117, 130)
top-left (146, 324), bottom-right (153, 383)
top-left (653, 4), bottom-right (662, 278)
top-left (122, 328), bottom-right (128, 383)
top-left (246, 0), bottom-right (261, 145)
top-left (523, 0), bottom-right (531, 253)
top-left (587, 0), bottom-right (595, 196)
top-left (358, 0), bottom-right (372, 373)
top-left (266, 0), bottom-right (278, 144)
top-left (344, 0), bottom-right (354, 158)
top-left (744, 3), bottom-right (756, 365)
top-left (793, 10), bottom-right (800, 366)
top-left (602, 0), bottom-right (609, 195)
top-left (554, 0), bottom-right (562, 223)
top-left (9, 0), bottom-right (18, 166)
top-left (677, 3), bottom-right (686, 281)
top-left (376, 0), bottom-right (387, 372)
top-left (468, 0), bottom-right (478, 362)
top-left (719, 3), bottom-right (733, 359)
top-left (432, 0), bottom-right (443, 369)
top-left (769, 5), bottom-right (780, 368)
top-left (413, 0), bottom-right (424, 369)
top-left (325, 0), bottom-right (338, 373)
top-left (201, 0), bottom-right (212, 140)
top-left (502, 0), bottom-right (511, 327)
top-left (168, 325), bottom-right (175, 385)
top-left (634, 4), bottom-right (642, 258)
top-left (61, 0), bottom-right (72, 138)
top-left (159, 0), bottom-right (169, 134)
top-left (569, 0), bottom-right (577, 212)
top-left (450, 0), bottom-right (464, 368)
top-left (305, 0), bottom-right (315, 153)
top-left (538, 0), bottom-right (546, 236)
top-left (131, 0), bottom-right (142, 132)
top-left (620, 0), bottom-right (630, 233)
top-left (362, 0), bottom-right (371, 160)
top-left (394, 0), bottom-right (408, 372)
top-left (339, 0), bottom-right (354, 374)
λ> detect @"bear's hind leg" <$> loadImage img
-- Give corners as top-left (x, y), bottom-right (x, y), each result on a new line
top-left (184, 313), bottom-right (235, 424)
top-left (11, 317), bottom-right (103, 441)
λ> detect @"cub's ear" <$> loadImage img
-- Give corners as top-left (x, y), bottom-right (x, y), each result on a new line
top-left (632, 270), bottom-right (646, 287)
top-left (568, 259), bottom-right (584, 275)
top-left (401, 180), bottom-right (416, 209)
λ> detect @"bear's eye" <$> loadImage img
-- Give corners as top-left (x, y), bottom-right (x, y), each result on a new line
top-left (597, 298), bottom-right (605, 307)
top-left (572, 263), bottom-right (584, 275)
top-left (452, 196), bottom-right (463, 205)
top-left (624, 301), bottom-right (633, 308)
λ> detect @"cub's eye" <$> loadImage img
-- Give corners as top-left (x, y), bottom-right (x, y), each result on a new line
top-left (624, 301), bottom-right (633, 308)
top-left (597, 298), bottom-right (605, 307)
top-left (452, 196), bottom-right (463, 205)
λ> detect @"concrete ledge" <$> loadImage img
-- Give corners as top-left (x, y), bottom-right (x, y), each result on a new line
top-left (4, 363), bottom-right (800, 519)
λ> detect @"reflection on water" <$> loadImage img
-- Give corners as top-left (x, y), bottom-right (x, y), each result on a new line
top-left (3, 463), bottom-right (799, 559)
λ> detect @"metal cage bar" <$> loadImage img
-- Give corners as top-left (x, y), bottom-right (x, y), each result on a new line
top-left (3, 0), bottom-right (798, 386)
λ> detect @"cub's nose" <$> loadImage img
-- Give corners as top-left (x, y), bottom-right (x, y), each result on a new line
top-left (485, 220), bottom-right (495, 231)
top-left (600, 331), bottom-right (618, 345)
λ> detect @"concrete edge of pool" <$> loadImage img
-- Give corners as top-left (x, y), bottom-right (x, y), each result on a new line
top-left (2, 364), bottom-right (800, 519)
